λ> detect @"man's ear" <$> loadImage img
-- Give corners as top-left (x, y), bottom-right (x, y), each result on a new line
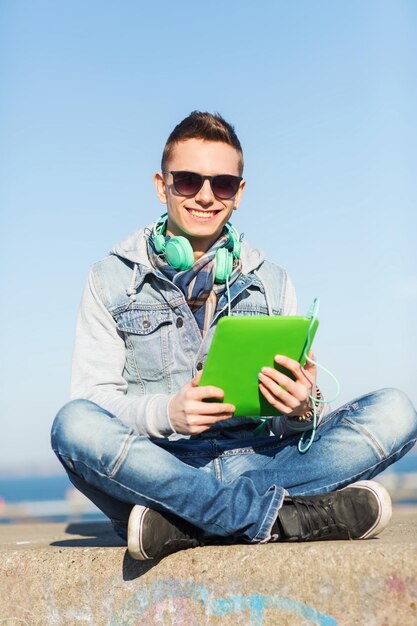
top-left (154, 172), bottom-right (167, 204)
top-left (233, 179), bottom-right (246, 211)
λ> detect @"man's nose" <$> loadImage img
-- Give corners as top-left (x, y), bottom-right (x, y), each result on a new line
top-left (194, 179), bottom-right (214, 204)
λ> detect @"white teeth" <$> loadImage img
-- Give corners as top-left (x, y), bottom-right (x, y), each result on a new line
top-left (188, 209), bottom-right (216, 218)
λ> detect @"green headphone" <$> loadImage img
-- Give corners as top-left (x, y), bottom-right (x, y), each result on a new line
top-left (151, 214), bottom-right (241, 284)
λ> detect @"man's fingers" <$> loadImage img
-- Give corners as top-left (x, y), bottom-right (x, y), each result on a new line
top-left (274, 354), bottom-right (315, 386)
top-left (183, 409), bottom-right (236, 434)
top-left (260, 367), bottom-right (298, 394)
top-left (192, 400), bottom-right (236, 416)
top-left (186, 412), bottom-right (236, 435)
top-left (274, 354), bottom-right (304, 379)
top-left (191, 370), bottom-right (203, 387)
top-left (259, 383), bottom-right (291, 414)
top-left (191, 384), bottom-right (226, 401)
top-left (258, 373), bottom-right (301, 408)
top-left (201, 411), bottom-right (237, 425)
top-left (303, 351), bottom-right (316, 375)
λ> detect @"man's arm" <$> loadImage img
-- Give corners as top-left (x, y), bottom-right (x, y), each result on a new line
top-left (71, 271), bottom-right (235, 437)
top-left (71, 271), bottom-right (177, 437)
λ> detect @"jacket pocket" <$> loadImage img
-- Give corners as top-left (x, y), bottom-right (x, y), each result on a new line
top-left (115, 308), bottom-right (174, 383)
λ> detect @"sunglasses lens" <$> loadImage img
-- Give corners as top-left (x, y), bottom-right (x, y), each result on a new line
top-left (212, 175), bottom-right (241, 199)
top-left (170, 171), bottom-right (241, 199)
top-left (172, 172), bottom-right (202, 196)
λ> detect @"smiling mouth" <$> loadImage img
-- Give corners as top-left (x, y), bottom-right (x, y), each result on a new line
top-left (186, 208), bottom-right (220, 219)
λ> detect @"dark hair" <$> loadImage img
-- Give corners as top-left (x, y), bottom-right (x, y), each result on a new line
top-left (162, 111), bottom-right (244, 174)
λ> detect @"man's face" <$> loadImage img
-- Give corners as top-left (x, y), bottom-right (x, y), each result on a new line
top-left (154, 138), bottom-right (245, 256)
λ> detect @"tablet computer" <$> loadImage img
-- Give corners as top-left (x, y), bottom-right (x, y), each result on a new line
top-left (199, 315), bottom-right (319, 417)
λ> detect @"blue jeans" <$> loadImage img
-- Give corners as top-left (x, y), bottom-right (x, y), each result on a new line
top-left (51, 388), bottom-right (417, 543)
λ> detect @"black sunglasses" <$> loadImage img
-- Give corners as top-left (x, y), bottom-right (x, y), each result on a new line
top-left (162, 170), bottom-right (243, 200)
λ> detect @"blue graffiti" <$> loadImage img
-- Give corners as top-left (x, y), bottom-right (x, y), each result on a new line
top-left (211, 592), bottom-right (336, 625)
top-left (109, 579), bottom-right (337, 625)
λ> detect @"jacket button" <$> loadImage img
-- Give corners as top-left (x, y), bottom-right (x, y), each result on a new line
top-left (142, 319), bottom-right (151, 329)
top-left (176, 317), bottom-right (184, 328)
top-left (196, 362), bottom-right (203, 371)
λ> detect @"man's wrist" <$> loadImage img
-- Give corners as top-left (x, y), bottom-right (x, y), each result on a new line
top-left (289, 387), bottom-right (323, 422)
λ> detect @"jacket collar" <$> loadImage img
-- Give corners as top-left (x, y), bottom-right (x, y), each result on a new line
top-left (110, 224), bottom-right (266, 277)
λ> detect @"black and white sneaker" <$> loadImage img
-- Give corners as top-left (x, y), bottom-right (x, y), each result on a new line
top-left (128, 505), bottom-right (204, 560)
top-left (272, 480), bottom-right (392, 542)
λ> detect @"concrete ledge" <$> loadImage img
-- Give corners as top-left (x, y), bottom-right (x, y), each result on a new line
top-left (1, 508), bottom-right (416, 625)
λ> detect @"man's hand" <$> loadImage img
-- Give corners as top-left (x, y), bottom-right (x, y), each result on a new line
top-left (258, 351), bottom-right (317, 417)
top-left (169, 371), bottom-right (235, 435)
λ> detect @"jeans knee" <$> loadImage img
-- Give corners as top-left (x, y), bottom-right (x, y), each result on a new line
top-left (51, 399), bottom-right (103, 458)
top-left (355, 388), bottom-right (417, 455)
top-left (382, 388), bottom-right (417, 439)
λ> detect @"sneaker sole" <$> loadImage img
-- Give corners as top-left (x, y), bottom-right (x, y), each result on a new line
top-left (343, 480), bottom-right (392, 539)
top-left (127, 505), bottom-right (150, 560)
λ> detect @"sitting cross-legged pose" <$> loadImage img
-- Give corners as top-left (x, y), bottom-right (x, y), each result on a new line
top-left (51, 111), bottom-right (417, 560)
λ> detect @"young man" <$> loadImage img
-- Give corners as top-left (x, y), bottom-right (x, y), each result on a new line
top-left (51, 112), bottom-right (417, 560)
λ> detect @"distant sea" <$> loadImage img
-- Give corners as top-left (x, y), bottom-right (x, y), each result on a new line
top-left (0, 451), bottom-right (416, 524)
top-left (0, 474), bottom-right (105, 524)
top-left (0, 474), bottom-right (74, 504)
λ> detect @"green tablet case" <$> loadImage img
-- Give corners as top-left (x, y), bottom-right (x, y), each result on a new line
top-left (199, 315), bottom-right (319, 417)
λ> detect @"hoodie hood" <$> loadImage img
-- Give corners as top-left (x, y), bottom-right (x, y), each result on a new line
top-left (110, 224), bottom-right (266, 276)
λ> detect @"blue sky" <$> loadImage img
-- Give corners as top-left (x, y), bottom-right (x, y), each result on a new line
top-left (1, 0), bottom-right (416, 472)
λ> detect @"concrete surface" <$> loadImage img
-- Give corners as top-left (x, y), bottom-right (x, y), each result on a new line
top-left (0, 508), bottom-right (416, 626)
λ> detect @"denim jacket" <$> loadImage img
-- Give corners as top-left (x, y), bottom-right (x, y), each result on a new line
top-left (71, 225), bottom-right (303, 440)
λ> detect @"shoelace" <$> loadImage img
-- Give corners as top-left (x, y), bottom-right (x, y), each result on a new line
top-left (165, 515), bottom-right (204, 545)
top-left (163, 524), bottom-right (204, 555)
top-left (291, 496), bottom-right (348, 540)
